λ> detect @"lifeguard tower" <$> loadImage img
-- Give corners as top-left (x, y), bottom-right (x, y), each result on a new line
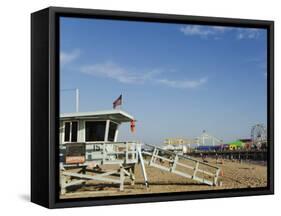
top-left (59, 109), bottom-right (148, 194)
top-left (59, 109), bottom-right (221, 195)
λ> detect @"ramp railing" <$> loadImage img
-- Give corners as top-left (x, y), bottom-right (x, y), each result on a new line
top-left (142, 144), bottom-right (220, 186)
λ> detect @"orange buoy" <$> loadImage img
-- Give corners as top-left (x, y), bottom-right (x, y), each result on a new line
top-left (130, 120), bottom-right (136, 133)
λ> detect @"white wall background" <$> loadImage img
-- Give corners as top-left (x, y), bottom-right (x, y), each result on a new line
top-left (0, 0), bottom-right (279, 214)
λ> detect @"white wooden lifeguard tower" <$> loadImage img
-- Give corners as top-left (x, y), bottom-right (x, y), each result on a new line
top-left (60, 109), bottom-right (137, 163)
top-left (59, 109), bottom-right (149, 194)
top-left (59, 109), bottom-right (221, 195)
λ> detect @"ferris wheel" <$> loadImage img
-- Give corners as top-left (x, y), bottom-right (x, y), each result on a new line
top-left (251, 124), bottom-right (267, 149)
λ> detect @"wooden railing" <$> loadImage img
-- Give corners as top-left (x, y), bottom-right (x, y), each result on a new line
top-left (142, 144), bottom-right (221, 186)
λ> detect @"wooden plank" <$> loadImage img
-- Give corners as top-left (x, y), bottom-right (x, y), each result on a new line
top-left (137, 146), bottom-right (149, 188)
top-left (62, 172), bottom-right (121, 184)
top-left (102, 160), bottom-right (123, 165)
top-left (150, 148), bottom-right (157, 165)
top-left (123, 169), bottom-right (131, 176)
top-left (65, 180), bottom-right (86, 187)
top-left (150, 162), bottom-right (170, 172)
top-left (142, 151), bottom-right (152, 156)
top-left (97, 170), bottom-right (119, 177)
top-left (213, 168), bottom-right (221, 186)
top-left (176, 161), bottom-right (195, 170)
top-left (192, 176), bottom-right (214, 186)
top-left (193, 161), bottom-right (199, 178)
top-left (172, 170), bottom-right (192, 179)
top-left (171, 155), bottom-right (178, 172)
top-left (197, 169), bottom-right (214, 177)
top-left (120, 166), bottom-right (125, 191)
top-left (152, 154), bottom-right (174, 162)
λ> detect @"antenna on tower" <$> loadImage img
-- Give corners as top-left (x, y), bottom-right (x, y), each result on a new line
top-left (61, 88), bottom-right (80, 112)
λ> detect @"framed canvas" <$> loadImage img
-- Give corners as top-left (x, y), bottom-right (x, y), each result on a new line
top-left (31, 6), bottom-right (274, 208)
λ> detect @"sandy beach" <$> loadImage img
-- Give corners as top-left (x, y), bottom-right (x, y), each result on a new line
top-left (60, 157), bottom-right (267, 199)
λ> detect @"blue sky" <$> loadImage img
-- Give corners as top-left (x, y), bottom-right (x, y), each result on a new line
top-left (60, 17), bottom-right (267, 144)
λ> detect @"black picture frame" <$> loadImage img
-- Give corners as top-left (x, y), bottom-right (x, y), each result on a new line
top-left (31, 6), bottom-right (274, 208)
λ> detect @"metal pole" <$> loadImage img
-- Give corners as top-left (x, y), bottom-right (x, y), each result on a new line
top-left (76, 88), bottom-right (79, 112)
top-left (137, 146), bottom-right (149, 188)
top-left (61, 88), bottom-right (79, 112)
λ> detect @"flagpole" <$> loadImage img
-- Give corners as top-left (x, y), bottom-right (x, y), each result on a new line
top-left (61, 88), bottom-right (80, 112)
top-left (117, 94), bottom-right (122, 110)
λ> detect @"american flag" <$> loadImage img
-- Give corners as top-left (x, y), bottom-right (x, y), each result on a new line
top-left (113, 94), bottom-right (122, 109)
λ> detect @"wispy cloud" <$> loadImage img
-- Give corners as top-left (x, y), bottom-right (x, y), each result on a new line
top-left (157, 77), bottom-right (208, 89)
top-left (80, 61), bottom-right (207, 89)
top-left (180, 25), bottom-right (261, 40)
top-left (60, 49), bottom-right (80, 65)
top-left (80, 61), bottom-right (161, 84)
top-left (179, 25), bottom-right (231, 39)
top-left (236, 28), bottom-right (260, 40)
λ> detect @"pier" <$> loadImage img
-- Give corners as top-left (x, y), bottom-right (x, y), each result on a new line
top-left (186, 149), bottom-right (267, 162)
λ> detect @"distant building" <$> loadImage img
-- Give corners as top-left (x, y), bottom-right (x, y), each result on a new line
top-left (164, 138), bottom-right (190, 145)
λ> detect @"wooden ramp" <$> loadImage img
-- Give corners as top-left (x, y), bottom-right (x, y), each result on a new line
top-left (142, 144), bottom-right (221, 186)
top-left (60, 142), bottom-right (221, 195)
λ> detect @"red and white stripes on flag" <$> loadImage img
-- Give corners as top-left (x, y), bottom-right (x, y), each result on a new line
top-left (113, 94), bottom-right (122, 109)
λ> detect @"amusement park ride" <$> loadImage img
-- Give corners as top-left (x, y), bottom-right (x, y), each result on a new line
top-left (164, 125), bottom-right (267, 152)
top-left (251, 124), bottom-right (267, 149)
